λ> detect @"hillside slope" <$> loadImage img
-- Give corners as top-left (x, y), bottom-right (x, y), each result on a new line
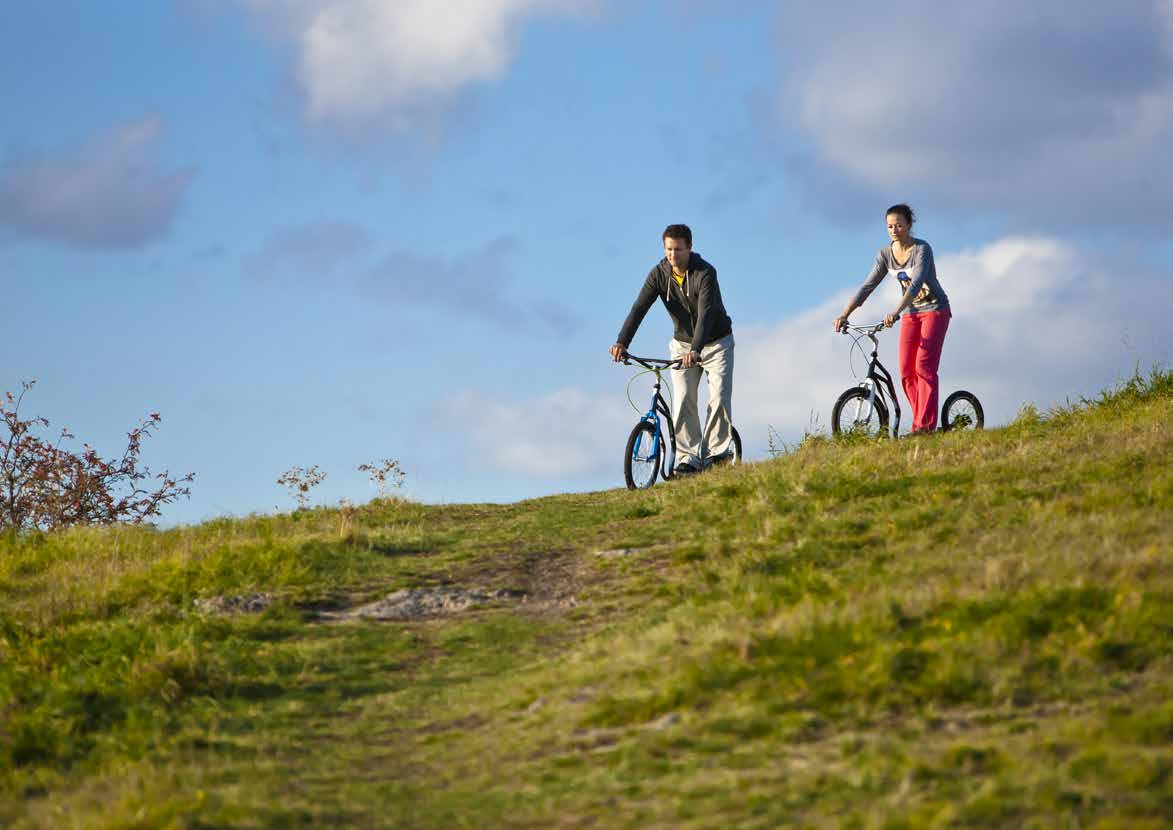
top-left (2, 371), bottom-right (1170, 829)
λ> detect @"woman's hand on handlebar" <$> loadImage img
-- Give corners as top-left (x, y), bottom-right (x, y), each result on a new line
top-left (610, 343), bottom-right (629, 362)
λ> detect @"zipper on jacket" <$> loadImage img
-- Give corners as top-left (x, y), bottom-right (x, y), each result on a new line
top-left (668, 267), bottom-right (696, 334)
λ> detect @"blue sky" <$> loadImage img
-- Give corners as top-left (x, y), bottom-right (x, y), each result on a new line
top-left (4, 0), bottom-right (1171, 524)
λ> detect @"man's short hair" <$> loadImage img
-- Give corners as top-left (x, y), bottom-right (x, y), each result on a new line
top-left (662, 224), bottom-right (692, 248)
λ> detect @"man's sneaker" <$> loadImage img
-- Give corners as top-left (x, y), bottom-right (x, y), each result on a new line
top-left (673, 461), bottom-right (702, 476)
top-left (705, 449), bottom-right (737, 468)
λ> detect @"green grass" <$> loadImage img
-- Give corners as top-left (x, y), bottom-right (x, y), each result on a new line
top-left (1, 368), bottom-right (1170, 828)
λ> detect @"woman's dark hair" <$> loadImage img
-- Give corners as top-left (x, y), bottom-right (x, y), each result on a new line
top-left (885, 204), bottom-right (915, 225)
top-left (662, 224), bottom-right (692, 247)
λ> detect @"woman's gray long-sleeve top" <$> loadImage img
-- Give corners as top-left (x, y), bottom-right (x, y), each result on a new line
top-left (850, 239), bottom-right (950, 316)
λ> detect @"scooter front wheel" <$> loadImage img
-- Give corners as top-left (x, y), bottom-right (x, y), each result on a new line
top-left (831, 388), bottom-right (890, 437)
top-left (624, 421), bottom-right (660, 490)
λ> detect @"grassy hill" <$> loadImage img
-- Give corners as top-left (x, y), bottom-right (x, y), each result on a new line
top-left (2, 370), bottom-right (1170, 829)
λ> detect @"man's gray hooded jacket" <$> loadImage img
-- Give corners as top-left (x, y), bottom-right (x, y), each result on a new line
top-left (616, 252), bottom-right (733, 353)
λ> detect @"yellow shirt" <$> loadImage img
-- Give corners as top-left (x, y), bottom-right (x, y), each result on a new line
top-left (672, 270), bottom-right (685, 287)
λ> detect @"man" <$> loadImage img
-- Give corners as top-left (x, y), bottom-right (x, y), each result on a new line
top-left (610, 224), bottom-right (735, 475)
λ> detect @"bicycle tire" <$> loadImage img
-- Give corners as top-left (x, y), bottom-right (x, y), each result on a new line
top-left (731, 426), bottom-right (742, 462)
top-left (831, 387), bottom-right (890, 437)
top-left (941, 390), bottom-right (984, 432)
top-left (624, 421), bottom-right (660, 490)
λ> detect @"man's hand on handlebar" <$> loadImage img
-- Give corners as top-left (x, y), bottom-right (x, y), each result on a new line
top-left (612, 348), bottom-right (689, 370)
top-left (833, 315), bottom-right (849, 333)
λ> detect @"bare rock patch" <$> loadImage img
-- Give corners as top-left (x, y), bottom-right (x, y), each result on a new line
top-left (193, 592), bottom-right (274, 615)
top-left (594, 548), bottom-right (640, 559)
top-left (327, 587), bottom-right (525, 621)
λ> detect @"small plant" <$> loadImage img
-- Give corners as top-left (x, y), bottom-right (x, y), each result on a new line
top-left (358, 458), bottom-right (406, 498)
top-left (766, 425), bottom-right (788, 458)
top-left (1, 380), bottom-right (193, 531)
top-left (276, 465), bottom-right (326, 510)
top-left (767, 411), bottom-right (827, 458)
top-left (337, 497), bottom-right (357, 538)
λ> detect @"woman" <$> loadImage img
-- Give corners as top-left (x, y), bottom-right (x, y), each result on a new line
top-left (832, 204), bottom-right (951, 434)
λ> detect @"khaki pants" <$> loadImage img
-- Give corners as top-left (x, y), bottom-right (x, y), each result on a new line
top-left (668, 334), bottom-right (734, 467)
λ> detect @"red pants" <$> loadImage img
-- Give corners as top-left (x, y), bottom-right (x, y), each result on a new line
top-left (898, 310), bottom-right (950, 432)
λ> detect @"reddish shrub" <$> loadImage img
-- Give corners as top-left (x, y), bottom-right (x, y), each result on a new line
top-left (1, 381), bottom-right (193, 532)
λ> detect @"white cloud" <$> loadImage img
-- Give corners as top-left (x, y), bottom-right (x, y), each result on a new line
top-left (0, 116), bottom-right (193, 249)
top-left (444, 386), bottom-right (630, 477)
top-left (240, 0), bottom-right (596, 130)
top-left (358, 236), bottom-right (580, 333)
top-left (243, 220), bottom-right (372, 279)
top-left (779, 1), bottom-right (1173, 231)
